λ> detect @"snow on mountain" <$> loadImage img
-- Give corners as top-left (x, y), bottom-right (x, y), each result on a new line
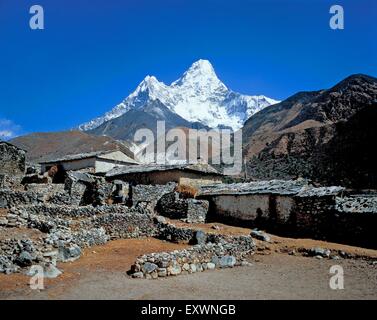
top-left (79, 59), bottom-right (279, 131)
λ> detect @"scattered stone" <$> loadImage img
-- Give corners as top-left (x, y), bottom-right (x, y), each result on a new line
top-left (15, 251), bottom-right (34, 267)
top-left (309, 247), bottom-right (331, 258)
top-left (250, 229), bottom-right (271, 242)
top-left (219, 255), bottom-right (236, 268)
top-left (132, 272), bottom-right (144, 279)
top-left (44, 265), bottom-right (62, 278)
top-left (58, 244), bottom-right (81, 262)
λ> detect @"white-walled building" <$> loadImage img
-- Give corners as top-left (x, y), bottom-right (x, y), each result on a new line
top-left (40, 150), bottom-right (139, 179)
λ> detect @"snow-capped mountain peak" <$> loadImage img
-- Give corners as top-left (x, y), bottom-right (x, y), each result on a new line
top-left (171, 59), bottom-right (226, 90)
top-left (79, 59), bottom-right (280, 132)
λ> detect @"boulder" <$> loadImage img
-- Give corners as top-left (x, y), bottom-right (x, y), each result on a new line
top-left (193, 230), bottom-right (207, 245)
top-left (58, 244), bottom-right (81, 262)
top-left (142, 262), bottom-right (158, 274)
top-left (309, 247), bottom-right (331, 258)
top-left (132, 272), bottom-right (144, 279)
top-left (219, 255), bottom-right (236, 268)
top-left (15, 251), bottom-right (34, 267)
top-left (250, 229), bottom-right (271, 242)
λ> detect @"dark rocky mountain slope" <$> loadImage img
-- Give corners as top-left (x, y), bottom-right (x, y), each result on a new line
top-left (242, 74), bottom-right (377, 188)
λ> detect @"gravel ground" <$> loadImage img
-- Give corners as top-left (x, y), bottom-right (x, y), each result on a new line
top-left (0, 238), bottom-right (376, 300)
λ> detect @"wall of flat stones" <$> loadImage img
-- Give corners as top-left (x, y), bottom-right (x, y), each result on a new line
top-left (87, 213), bottom-right (157, 239)
top-left (10, 203), bottom-right (135, 218)
top-left (131, 183), bottom-right (176, 207)
top-left (156, 220), bottom-right (196, 243)
top-left (293, 196), bottom-right (335, 239)
top-left (1, 203), bottom-right (157, 273)
top-left (0, 190), bottom-right (44, 209)
top-left (156, 192), bottom-right (208, 223)
top-left (131, 234), bottom-right (254, 279)
top-left (0, 174), bottom-right (23, 190)
top-left (9, 203), bottom-right (157, 239)
top-left (0, 143), bottom-right (25, 176)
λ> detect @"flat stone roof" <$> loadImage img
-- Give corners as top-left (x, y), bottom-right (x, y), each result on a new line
top-left (39, 150), bottom-right (138, 165)
top-left (197, 179), bottom-right (344, 197)
top-left (106, 163), bottom-right (222, 178)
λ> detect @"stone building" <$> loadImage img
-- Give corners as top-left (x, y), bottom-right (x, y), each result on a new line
top-left (105, 163), bottom-right (223, 187)
top-left (197, 180), bottom-right (377, 248)
top-left (39, 150), bottom-right (139, 182)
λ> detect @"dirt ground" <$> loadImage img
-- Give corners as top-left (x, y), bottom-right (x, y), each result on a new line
top-left (1, 228), bottom-right (376, 300)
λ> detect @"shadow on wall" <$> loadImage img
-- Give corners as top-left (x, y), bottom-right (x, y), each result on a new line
top-left (202, 193), bottom-right (377, 250)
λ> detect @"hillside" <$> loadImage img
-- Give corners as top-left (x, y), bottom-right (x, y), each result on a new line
top-left (10, 131), bottom-right (135, 163)
top-left (242, 74), bottom-right (377, 188)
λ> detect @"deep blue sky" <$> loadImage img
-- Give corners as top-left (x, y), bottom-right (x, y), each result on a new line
top-left (0, 0), bottom-right (376, 138)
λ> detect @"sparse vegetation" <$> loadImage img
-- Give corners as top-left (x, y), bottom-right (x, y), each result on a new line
top-left (175, 184), bottom-right (198, 199)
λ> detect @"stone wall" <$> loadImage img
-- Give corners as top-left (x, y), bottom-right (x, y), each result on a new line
top-left (1, 203), bottom-right (157, 274)
top-left (0, 190), bottom-right (44, 209)
top-left (130, 233), bottom-right (254, 279)
top-left (156, 192), bottom-right (208, 223)
top-left (0, 174), bottom-right (23, 190)
top-left (0, 142), bottom-right (26, 176)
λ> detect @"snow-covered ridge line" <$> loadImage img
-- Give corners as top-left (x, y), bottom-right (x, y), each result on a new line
top-left (79, 59), bottom-right (280, 131)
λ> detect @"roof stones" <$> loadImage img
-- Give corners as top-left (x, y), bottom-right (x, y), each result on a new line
top-left (106, 162), bottom-right (222, 178)
top-left (197, 179), bottom-right (344, 197)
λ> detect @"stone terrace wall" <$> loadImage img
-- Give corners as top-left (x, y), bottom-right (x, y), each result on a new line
top-left (9, 204), bottom-right (157, 240)
top-left (131, 234), bottom-right (254, 279)
top-left (0, 190), bottom-right (44, 209)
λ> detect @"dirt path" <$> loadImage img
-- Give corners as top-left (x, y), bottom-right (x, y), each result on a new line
top-left (1, 236), bottom-right (376, 300)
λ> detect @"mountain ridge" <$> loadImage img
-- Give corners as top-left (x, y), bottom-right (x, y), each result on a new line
top-left (242, 73), bottom-right (377, 188)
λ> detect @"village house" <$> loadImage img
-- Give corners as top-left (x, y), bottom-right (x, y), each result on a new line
top-left (197, 180), bottom-right (345, 232)
top-left (39, 150), bottom-right (139, 183)
top-left (197, 179), bottom-right (377, 248)
top-left (105, 163), bottom-right (223, 188)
